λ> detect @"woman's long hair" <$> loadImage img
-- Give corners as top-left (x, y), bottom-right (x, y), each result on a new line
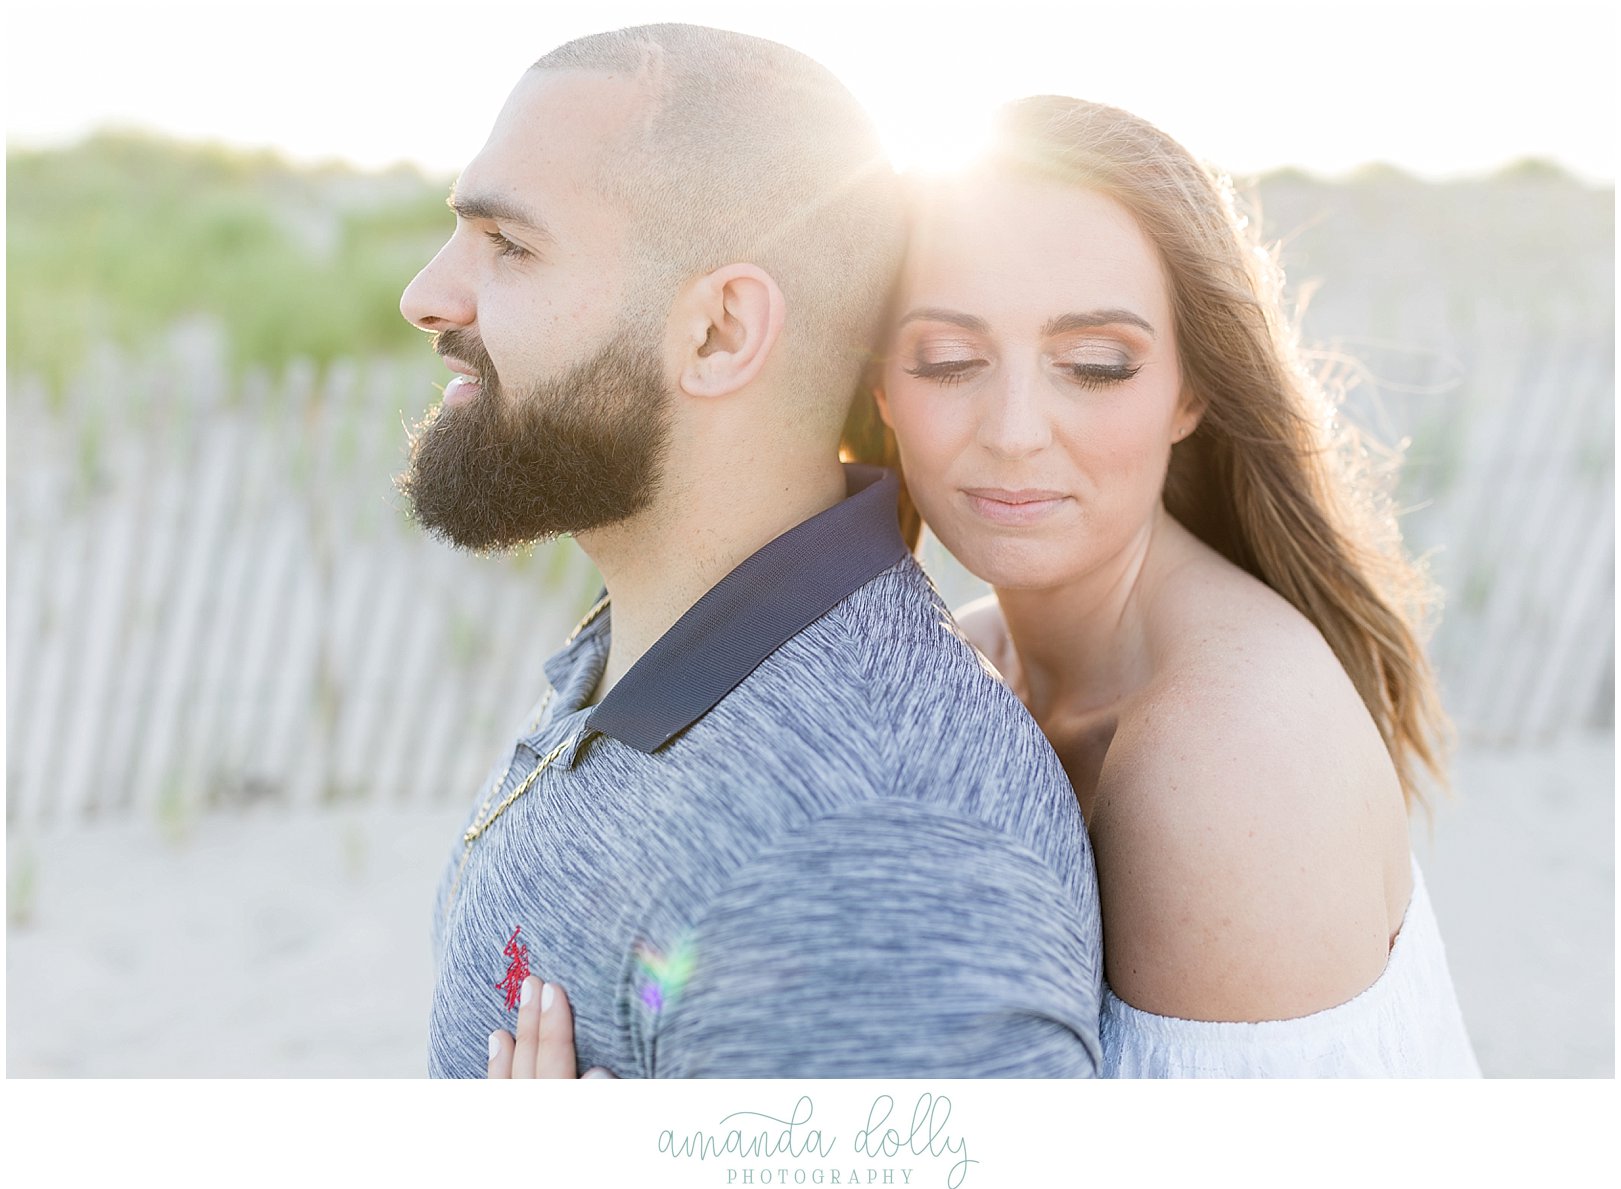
top-left (845, 96), bottom-right (1451, 815)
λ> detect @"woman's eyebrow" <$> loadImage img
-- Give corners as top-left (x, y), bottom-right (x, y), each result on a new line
top-left (895, 308), bottom-right (990, 333)
top-left (1042, 309), bottom-right (1156, 338)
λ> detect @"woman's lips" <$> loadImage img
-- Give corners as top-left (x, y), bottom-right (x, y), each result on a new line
top-left (961, 487), bottom-right (1070, 526)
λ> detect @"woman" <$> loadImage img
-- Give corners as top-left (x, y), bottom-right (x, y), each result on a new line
top-left (492, 96), bottom-right (1480, 1077)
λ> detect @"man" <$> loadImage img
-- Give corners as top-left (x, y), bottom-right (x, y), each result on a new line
top-left (399, 23), bottom-right (1101, 1078)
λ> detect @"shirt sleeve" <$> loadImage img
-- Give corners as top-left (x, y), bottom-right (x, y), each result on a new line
top-left (642, 799), bottom-right (1102, 1078)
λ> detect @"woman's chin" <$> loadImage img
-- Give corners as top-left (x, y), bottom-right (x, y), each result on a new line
top-left (939, 533), bottom-right (1077, 591)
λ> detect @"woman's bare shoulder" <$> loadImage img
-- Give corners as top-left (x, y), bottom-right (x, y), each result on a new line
top-left (1093, 560), bottom-right (1409, 1021)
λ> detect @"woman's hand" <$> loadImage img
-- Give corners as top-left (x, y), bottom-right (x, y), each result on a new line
top-left (486, 976), bottom-right (618, 1079)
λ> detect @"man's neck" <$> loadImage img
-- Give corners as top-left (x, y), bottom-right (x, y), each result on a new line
top-left (577, 455), bottom-right (850, 702)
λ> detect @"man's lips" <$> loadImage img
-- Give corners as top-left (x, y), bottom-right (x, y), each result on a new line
top-left (439, 356), bottom-right (483, 407)
top-left (961, 487), bottom-right (1070, 525)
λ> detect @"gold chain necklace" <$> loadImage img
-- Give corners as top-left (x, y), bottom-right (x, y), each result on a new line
top-left (440, 594), bottom-right (611, 923)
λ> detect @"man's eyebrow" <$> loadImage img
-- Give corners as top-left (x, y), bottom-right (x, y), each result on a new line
top-left (446, 191), bottom-right (555, 241)
top-left (1042, 309), bottom-right (1156, 338)
top-left (894, 308), bottom-right (990, 334)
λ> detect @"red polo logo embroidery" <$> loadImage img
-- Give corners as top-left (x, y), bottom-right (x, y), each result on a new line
top-left (495, 925), bottom-right (530, 1011)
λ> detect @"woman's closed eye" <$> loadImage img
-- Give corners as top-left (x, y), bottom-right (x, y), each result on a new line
top-left (906, 357), bottom-right (1143, 389)
top-left (904, 357), bottom-right (986, 386)
top-left (1062, 360), bottom-right (1142, 389)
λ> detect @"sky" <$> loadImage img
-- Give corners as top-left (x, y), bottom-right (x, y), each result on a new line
top-left (4, 0), bottom-right (1616, 183)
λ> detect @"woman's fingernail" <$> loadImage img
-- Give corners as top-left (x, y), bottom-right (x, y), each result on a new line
top-left (520, 978), bottom-right (535, 1008)
top-left (488, 1032), bottom-right (501, 1060)
top-left (541, 982), bottom-right (556, 1013)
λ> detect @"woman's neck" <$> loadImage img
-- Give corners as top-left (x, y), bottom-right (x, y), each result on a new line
top-left (992, 505), bottom-right (1178, 724)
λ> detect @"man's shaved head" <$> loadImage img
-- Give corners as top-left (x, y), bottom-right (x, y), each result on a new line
top-left (533, 24), bottom-right (905, 423)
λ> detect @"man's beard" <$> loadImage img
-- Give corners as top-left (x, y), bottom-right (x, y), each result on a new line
top-left (397, 324), bottom-right (672, 553)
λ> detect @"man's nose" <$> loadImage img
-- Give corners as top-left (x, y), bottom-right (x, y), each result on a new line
top-left (400, 238), bottom-right (475, 331)
top-left (976, 367), bottom-right (1053, 460)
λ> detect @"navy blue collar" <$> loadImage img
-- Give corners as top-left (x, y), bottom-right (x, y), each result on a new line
top-left (582, 464), bottom-right (907, 753)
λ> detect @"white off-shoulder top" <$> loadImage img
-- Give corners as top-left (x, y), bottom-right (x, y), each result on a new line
top-left (1100, 854), bottom-right (1482, 1077)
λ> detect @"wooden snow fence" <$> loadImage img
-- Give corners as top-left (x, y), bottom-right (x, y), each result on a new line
top-left (5, 327), bottom-right (1614, 826)
top-left (1393, 329), bottom-right (1615, 745)
top-left (6, 338), bottom-right (600, 828)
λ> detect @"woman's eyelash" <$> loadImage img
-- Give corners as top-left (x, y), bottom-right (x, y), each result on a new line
top-left (1066, 362), bottom-right (1142, 389)
top-left (904, 360), bottom-right (981, 386)
top-left (905, 359), bottom-right (1143, 390)
top-left (484, 229), bottom-right (529, 259)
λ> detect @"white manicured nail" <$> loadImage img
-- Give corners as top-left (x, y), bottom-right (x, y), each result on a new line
top-left (541, 982), bottom-right (556, 1013)
top-left (520, 978), bottom-right (535, 1008)
top-left (488, 1032), bottom-right (501, 1060)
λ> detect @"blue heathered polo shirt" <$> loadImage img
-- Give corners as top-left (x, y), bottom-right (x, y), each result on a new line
top-left (427, 464), bottom-right (1103, 1077)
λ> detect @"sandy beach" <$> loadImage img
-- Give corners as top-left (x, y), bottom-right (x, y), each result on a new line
top-left (6, 731), bottom-right (1611, 1078)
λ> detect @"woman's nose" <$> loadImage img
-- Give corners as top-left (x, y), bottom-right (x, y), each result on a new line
top-left (400, 238), bottom-right (475, 332)
top-left (976, 368), bottom-right (1053, 460)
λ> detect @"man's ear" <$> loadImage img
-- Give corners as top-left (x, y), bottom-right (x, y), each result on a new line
top-left (672, 263), bottom-right (786, 398)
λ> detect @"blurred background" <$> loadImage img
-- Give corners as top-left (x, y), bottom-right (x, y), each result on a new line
top-left (6, 1), bottom-right (1614, 1077)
